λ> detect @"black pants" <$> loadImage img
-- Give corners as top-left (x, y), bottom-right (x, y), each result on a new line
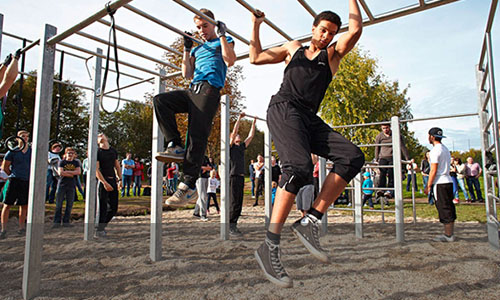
top-left (153, 81), bottom-right (221, 188)
top-left (379, 158), bottom-right (394, 195)
top-left (230, 175), bottom-right (244, 225)
top-left (97, 178), bottom-right (119, 231)
top-left (206, 192), bottom-right (220, 211)
top-left (267, 101), bottom-right (365, 194)
top-left (255, 176), bottom-right (264, 203)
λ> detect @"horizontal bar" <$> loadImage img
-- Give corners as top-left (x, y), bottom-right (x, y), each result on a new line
top-left (19, 39), bottom-right (40, 55)
top-left (479, 35), bottom-right (487, 68)
top-left (489, 215), bottom-right (500, 226)
top-left (103, 94), bottom-right (150, 106)
top-left (363, 187), bottom-right (395, 191)
top-left (482, 89), bottom-right (491, 112)
top-left (331, 120), bottom-right (390, 129)
top-left (58, 41), bottom-right (166, 77)
top-left (103, 77), bottom-right (154, 96)
top-left (19, 71), bottom-right (95, 91)
top-left (357, 143), bottom-right (392, 147)
top-left (165, 83), bottom-right (181, 90)
top-left (47, 0), bottom-right (134, 45)
top-left (75, 31), bottom-right (181, 71)
top-left (362, 165), bottom-right (395, 169)
top-left (172, 0), bottom-right (251, 45)
top-left (485, 0), bottom-right (499, 34)
top-left (485, 115), bottom-right (494, 132)
top-left (97, 19), bottom-right (182, 56)
top-left (124, 4), bottom-right (204, 45)
top-left (297, 0), bottom-right (317, 17)
top-left (359, 0), bottom-right (375, 21)
top-left (329, 207), bottom-right (355, 212)
top-left (487, 143), bottom-right (495, 152)
top-left (235, 0), bottom-right (293, 41)
top-left (229, 110), bottom-right (266, 122)
top-left (399, 112), bottom-right (479, 123)
top-left (105, 66), bottom-right (146, 81)
top-left (2, 31), bottom-right (89, 60)
top-left (364, 209), bottom-right (396, 214)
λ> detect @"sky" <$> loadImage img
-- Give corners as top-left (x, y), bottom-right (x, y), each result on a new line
top-left (0, 0), bottom-right (498, 152)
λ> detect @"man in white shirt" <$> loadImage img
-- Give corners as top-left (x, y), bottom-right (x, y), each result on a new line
top-left (424, 127), bottom-right (456, 242)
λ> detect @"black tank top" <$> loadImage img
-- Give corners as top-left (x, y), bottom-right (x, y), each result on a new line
top-left (270, 46), bottom-right (332, 113)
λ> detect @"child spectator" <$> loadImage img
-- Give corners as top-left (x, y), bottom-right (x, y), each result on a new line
top-left (206, 170), bottom-right (220, 214)
top-left (271, 181), bottom-right (277, 206)
top-left (362, 171), bottom-right (374, 209)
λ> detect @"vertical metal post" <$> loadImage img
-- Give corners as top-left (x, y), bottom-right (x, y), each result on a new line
top-left (391, 116), bottom-right (405, 243)
top-left (411, 168), bottom-right (417, 224)
top-left (150, 69), bottom-right (165, 261)
top-left (22, 24), bottom-right (57, 300)
top-left (84, 49), bottom-right (102, 241)
top-left (264, 125), bottom-right (272, 227)
top-left (354, 173), bottom-right (363, 238)
top-left (318, 157), bottom-right (327, 234)
top-left (220, 95), bottom-right (230, 240)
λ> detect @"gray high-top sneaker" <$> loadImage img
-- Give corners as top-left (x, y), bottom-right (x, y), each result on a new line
top-left (255, 239), bottom-right (293, 288)
top-left (291, 214), bottom-right (329, 263)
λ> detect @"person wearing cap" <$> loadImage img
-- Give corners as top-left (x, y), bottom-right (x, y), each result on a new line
top-left (362, 171), bottom-right (374, 209)
top-left (46, 142), bottom-right (62, 204)
top-left (424, 127), bottom-right (456, 242)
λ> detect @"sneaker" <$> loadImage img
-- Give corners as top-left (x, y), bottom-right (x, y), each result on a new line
top-left (165, 182), bottom-right (198, 207)
top-left (433, 234), bottom-right (455, 242)
top-left (229, 226), bottom-right (243, 236)
top-left (200, 216), bottom-right (208, 222)
top-left (0, 230), bottom-right (6, 239)
top-left (384, 191), bottom-right (392, 198)
top-left (453, 198), bottom-right (459, 205)
top-left (255, 239), bottom-right (293, 288)
top-left (155, 145), bottom-right (185, 163)
top-left (94, 230), bottom-right (107, 238)
top-left (17, 228), bottom-right (26, 235)
top-left (192, 213), bottom-right (201, 219)
top-left (291, 215), bottom-right (329, 263)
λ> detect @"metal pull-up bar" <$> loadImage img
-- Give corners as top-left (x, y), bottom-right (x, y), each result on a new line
top-left (171, 0), bottom-right (250, 45)
top-left (297, 0), bottom-right (317, 17)
top-left (235, 0), bottom-right (293, 41)
top-left (46, 0), bottom-right (134, 46)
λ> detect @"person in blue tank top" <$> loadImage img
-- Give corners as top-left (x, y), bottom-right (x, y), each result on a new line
top-left (153, 8), bottom-right (236, 208)
top-left (250, 1), bottom-right (365, 287)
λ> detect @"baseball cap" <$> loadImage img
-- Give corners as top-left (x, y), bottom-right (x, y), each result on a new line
top-left (428, 127), bottom-right (446, 138)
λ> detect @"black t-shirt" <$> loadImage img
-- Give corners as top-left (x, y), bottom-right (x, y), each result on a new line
top-left (57, 159), bottom-right (81, 187)
top-left (97, 147), bottom-right (118, 178)
top-left (421, 160), bottom-right (430, 174)
top-left (230, 143), bottom-right (246, 176)
top-left (200, 156), bottom-right (212, 179)
top-left (272, 165), bottom-right (282, 183)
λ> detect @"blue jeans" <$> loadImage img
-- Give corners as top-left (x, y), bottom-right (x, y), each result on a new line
top-left (457, 178), bottom-right (469, 200)
top-left (466, 177), bottom-right (483, 201)
top-left (133, 175), bottom-right (142, 196)
top-left (423, 175), bottom-right (434, 204)
top-left (54, 185), bottom-right (75, 224)
top-left (451, 176), bottom-right (458, 198)
top-left (46, 169), bottom-right (57, 202)
top-left (406, 173), bottom-right (417, 191)
top-left (250, 178), bottom-right (255, 196)
top-left (121, 174), bottom-right (132, 197)
top-left (172, 175), bottom-right (178, 192)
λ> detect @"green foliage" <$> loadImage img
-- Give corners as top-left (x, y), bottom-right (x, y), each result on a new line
top-left (319, 48), bottom-right (426, 162)
top-left (2, 73), bottom-right (89, 155)
top-left (451, 148), bottom-right (483, 165)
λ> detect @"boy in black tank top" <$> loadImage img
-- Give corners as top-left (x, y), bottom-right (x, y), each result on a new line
top-left (250, 1), bottom-right (365, 287)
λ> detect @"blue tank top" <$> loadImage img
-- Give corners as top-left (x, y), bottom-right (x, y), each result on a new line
top-left (190, 36), bottom-right (234, 88)
top-left (271, 46), bottom-right (332, 113)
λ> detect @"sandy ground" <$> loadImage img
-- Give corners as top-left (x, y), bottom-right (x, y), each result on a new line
top-left (1, 205), bottom-right (500, 300)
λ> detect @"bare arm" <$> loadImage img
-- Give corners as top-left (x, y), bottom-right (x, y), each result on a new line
top-left (230, 113), bottom-right (244, 146)
top-left (249, 11), bottom-right (294, 65)
top-left (220, 36), bottom-right (236, 67)
top-left (182, 52), bottom-right (196, 79)
top-left (0, 57), bottom-right (19, 98)
top-left (114, 159), bottom-right (122, 181)
top-left (2, 160), bottom-right (11, 176)
top-left (244, 118), bottom-right (257, 147)
top-left (332, 0), bottom-right (362, 60)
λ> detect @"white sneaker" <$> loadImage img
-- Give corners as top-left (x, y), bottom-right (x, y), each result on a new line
top-left (200, 216), bottom-right (208, 222)
top-left (155, 145), bottom-right (185, 163)
top-left (433, 234), bottom-right (455, 242)
top-left (165, 182), bottom-right (198, 207)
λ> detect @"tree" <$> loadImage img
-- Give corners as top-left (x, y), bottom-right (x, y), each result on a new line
top-left (2, 73), bottom-right (89, 155)
top-left (319, 47), bottom-right (426, 162)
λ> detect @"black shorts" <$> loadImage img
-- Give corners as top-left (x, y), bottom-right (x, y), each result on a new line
top-left (433, 182), bottom-right (456, 224)
top-left (266, 101), bottom-right (365, 194)
top-left (1, 177), bottom-right (29, 206)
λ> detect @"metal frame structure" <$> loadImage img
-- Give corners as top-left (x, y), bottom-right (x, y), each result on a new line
top-left (0, 0), bottom-right (495, 299)
top-left (476, 0), bottom-right (500, 250)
